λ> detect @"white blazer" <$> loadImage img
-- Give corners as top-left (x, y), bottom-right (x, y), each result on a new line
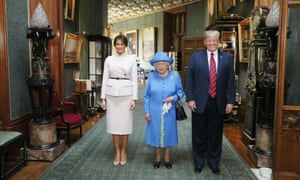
top-left (101, 53), bottom-right (138, 100)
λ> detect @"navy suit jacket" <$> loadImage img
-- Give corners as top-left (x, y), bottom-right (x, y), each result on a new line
top-left (185, 49), bottom-right (235, 115)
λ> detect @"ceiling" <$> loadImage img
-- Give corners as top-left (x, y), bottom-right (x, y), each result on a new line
top-left (108, 0), bottom-right (202, 23)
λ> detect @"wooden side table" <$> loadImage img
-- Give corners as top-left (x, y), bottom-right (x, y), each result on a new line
top-left (72, 91), bottom-right (91, 120)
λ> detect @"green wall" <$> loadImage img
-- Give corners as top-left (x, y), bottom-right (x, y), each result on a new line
top-left (6, 0), bottom-right (108, 118)
top-left (64, 0), bottom-right (80, 98)
top-left (186, 1), bottom-right (207, 37)
top-left (6, 0), bottom-right (31, 119)
top-left (111, 1), bottom-right (207, 70)
top-left (64, 0), bottom-right (108, 98)
top-left (5, 0), bottom-right (207, 119)
top-left (111, 12), bottom-right (164, 70)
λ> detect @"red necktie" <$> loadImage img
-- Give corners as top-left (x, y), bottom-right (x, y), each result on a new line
top-left (209, 53), bottom-right (216, 98)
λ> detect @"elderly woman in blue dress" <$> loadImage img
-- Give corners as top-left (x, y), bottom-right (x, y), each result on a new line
top-left (144, 52), bottom-right (184, 169)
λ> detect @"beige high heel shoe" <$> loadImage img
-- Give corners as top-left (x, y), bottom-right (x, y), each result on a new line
top-left (120, 153), bottom-right (127, 166)
top-left (113, 160), bottom-right (120, 166)
top-left (113, 154), bottom-right (120, 166)
top-left (120, 161), bottom-right (127, 166)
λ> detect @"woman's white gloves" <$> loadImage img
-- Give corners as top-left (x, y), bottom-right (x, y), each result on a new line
top-left (162, 102), bottom-right (172, 115)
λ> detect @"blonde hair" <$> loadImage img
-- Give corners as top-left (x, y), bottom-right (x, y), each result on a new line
top-left (203, 30), bottom-right (220, 39)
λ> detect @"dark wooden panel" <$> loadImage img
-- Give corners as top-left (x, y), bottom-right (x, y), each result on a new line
top-left (274, 0), bottom-right (300, 179)
top-left (0, 0), bottom-right (10, 130)
top-left (276, 131), bottom-right (299, 172)
top-left (181, 36), bottom-right (204, 87)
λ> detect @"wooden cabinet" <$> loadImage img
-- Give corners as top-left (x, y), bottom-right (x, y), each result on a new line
top-left (274, 0), bottom-right (300, 179)
top-left (87, 35), bottom-right (111, 108)
top-left (221, 31), bottom-right (237, 58)
top-left (181, 37), bottom-right (205, 87)
top-left (238, 17), bottom-right (251, 63)
top-left (276, 130), bottom-right (300, 172)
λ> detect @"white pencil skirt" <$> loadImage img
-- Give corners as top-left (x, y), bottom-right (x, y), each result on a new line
top-left (105, 95), bottom-right (133, 135)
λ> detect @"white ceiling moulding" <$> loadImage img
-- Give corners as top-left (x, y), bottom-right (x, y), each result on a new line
top-left (108, 0), bottom-right (202, 24)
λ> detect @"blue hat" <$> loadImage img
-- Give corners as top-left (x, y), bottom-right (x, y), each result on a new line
top-left (150, 52), bottom-right (173, 66)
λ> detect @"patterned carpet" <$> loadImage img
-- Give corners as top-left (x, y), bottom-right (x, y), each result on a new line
top-left (39, 85), bottom-right (257, 180)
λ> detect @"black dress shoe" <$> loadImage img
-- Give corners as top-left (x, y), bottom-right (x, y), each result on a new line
top-left (209, 166), bottom-right (220, 175)
top-left (194, 165), bottom-right (203, 173)
top-left (153, 161), bottom-right (161, 169)
top-left (164, 161), bottom-right (172, 169)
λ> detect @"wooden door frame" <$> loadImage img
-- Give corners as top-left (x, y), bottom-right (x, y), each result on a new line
top-left (273, 0), bottom-right (300, 179)
top-left (0, 0), bottom-right (10, 130)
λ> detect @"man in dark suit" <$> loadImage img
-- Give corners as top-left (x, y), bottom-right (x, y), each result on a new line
top-left (185, 30), bottom-right (235, 175)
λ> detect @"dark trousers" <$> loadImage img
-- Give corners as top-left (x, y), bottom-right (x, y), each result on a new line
top-left (192, 97), bottom-right (223, 167)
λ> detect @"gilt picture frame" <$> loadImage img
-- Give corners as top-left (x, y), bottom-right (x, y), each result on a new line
top-left (64, 0), bottom-right (75, 21)
top-left (64, 33), bottom-right (83, 63)
top-left (125, 30), bottom-right (138, 57)
top-left (142, 26), bottom-right (157, 62)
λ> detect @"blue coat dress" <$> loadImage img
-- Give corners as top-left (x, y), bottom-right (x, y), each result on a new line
top-left (144, 71), bottom-right (184, 148)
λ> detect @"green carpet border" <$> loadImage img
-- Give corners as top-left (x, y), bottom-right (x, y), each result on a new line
top-left (39, 86), bottom-right (257, 180)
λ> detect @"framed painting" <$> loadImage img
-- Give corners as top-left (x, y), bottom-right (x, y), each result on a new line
top-left (125, 30), bottom-right (138, 56)
top-left (64, 33), bottom-right (83, 63)
top-left (142, 27), bottom-right (157, 62)
top-left (64, 0), bottom-right (75, 21)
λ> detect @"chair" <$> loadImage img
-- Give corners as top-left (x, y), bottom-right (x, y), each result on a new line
top-left (51, 91), bottom-right (84, 145)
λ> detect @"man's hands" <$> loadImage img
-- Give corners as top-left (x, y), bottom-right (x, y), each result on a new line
top-left (188, 100), bottom-right (197, 112)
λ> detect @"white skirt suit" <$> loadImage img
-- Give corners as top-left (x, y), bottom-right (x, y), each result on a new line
top-left (101, 53), bottom-right (138, 134)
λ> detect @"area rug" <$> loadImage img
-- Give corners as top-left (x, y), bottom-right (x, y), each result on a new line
top-left (39, 85), bottom-right (257, 180)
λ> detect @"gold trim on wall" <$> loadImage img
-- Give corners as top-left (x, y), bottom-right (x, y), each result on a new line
top-left (64, 0), bottom-right (75, 21)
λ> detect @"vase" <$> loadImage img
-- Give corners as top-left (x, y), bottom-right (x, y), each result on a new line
top-left (266, 0), bottom-right (280, 27)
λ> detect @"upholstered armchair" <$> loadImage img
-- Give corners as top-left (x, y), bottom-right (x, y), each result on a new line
top-left (51, 91), bottom-right (83, 145)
